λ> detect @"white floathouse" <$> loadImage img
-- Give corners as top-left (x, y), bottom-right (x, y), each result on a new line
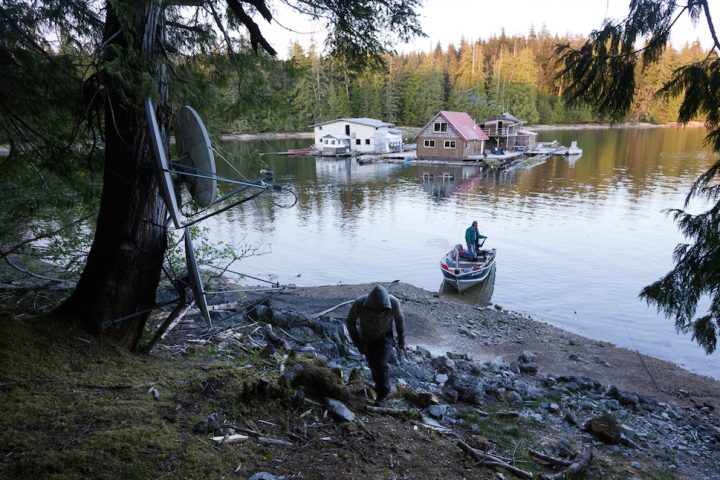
top-left (311, 118), bottom-right (403, 154)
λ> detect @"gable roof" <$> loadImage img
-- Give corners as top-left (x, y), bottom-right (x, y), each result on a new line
top-left (311, 117), bottom-right (394, 128)
top-left (419, 111), bottom-right (489, 142)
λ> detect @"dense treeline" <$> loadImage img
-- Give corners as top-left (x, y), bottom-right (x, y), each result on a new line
top-left (211, 30), bottom-right (707, 132)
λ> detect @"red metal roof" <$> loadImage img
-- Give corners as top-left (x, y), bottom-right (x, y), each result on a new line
top-left (438, 111), bottom-right (489, 141)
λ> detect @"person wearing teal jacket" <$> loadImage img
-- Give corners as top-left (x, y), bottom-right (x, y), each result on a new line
top-left (464, 220), bottom-right (486, 260)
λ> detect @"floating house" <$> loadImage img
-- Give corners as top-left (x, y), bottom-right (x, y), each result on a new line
top-left (317, 133), bottom-right (351, 155)
top-left (415, 111), bottom-right (489, 160)
top-left (311, 118), bottom-right (403, 155)
top-left (477, 112), bottom-right (537, 152)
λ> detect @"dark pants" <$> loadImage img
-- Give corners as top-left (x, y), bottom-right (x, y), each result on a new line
top-left (363, 332), bottom-right (394, 400)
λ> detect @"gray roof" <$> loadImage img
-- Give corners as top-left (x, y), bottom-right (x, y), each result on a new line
top-left (311, 117), bottom-right (394, 128)
top-left (480, 112), bottom-right (524, 125)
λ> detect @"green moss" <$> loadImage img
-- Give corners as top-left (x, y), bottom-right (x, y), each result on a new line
top-left (0, 317), bottom-right (272, 479)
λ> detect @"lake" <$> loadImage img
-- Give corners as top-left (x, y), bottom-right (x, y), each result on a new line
top-left (199, 126), bottom-right (718, 379)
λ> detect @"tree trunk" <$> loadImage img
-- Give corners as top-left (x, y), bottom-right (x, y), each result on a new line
top-left (57, 1), bottom-right (169, 351)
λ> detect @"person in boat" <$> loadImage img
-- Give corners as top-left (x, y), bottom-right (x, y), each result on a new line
top-left (346, 285), bottom-right (405, 405)
top-left (464, 220), bottom-right (487, 260)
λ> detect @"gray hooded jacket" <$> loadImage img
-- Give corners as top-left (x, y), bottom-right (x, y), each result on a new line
top-left (346, 285), bottom-right (405, 346)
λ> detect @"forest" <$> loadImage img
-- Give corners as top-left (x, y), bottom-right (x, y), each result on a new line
top-left (208, 30), bottom-right (707, 133)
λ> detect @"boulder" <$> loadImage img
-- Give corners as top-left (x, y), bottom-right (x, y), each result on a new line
top-left (584, 413), bottom-right (622, 444)
top-left (325, 398), bottom-right (355, 423)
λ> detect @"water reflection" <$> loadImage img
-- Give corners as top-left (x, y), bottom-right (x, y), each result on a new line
top-left (212, 127), bottom-right (719, 378)
top-left (417, 165), bottom-right (483, 199)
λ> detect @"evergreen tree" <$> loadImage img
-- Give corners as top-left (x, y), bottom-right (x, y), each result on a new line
top-left (1, 0), bottom-right (423, 349)
top-left (498, 46), bottom-right (540, 123)
top-left (417, 52), bottom-right (446, 121)
top-left (557, 0), bottom-right (720, 354)
top-left (382, 55), bottom-right (402, 123)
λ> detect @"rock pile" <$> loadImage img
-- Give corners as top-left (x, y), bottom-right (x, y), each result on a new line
top-left (185, 302), bottom-right (720, 478)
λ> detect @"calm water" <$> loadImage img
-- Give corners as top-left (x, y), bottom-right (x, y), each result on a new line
top-left (201, 127), bottom-right (718, 379)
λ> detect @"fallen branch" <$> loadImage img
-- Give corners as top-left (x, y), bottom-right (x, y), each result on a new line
top-left (263, 323), bottom-right (290, 350)
top-left (365, 405), bottom-right (409, 416)
top-left (210, 434), bottom-right (249, 445)
top-left (311, 280), bottom-right (400, 319)
top-left (311, 299), bottom-right (354, 319)
top-left (411, 420), bottom-right (452, 434)
top-left (458, 440), bottom-right (533, 480)
top-left (258, 436), bottom-right (294, 447)
top-left (140, 287), bottom-right (193, 353)
top-left (540, 447), bottom-right (592, 480)
top-left (528, 449), bottom-right (573, 467)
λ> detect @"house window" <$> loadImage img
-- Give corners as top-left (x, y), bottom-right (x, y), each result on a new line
top-left (323, 139), bottom-right (328, 144)
top-left (345, 125), bottom-right (350, 135)
top-left (319, 126), bottom-right (322, 130)
top-left (443, 173), bottom-right (455, 183)
top-left (365, 139), bottom-right (371, 145)
top-left (356, 139), bottom-right (361, 145)
top-left (424, 140), bottom-right (435, 148)
top-left (433, 121), bottom-right (448, 133)
top-left (331, 140), bottom-right (336, 145)
top-left (444, 140), bottom-right (456, 149)
top-left (422, 173), bottom-right (434, 181)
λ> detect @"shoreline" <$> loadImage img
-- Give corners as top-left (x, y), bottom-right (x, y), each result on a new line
top-left (1, 122), bottom-right (705, 155)
top-left (3, 278), bottom-right (719, 478)
top-left (263, 282), bottom-right (720, 417)
top-left (218, 121), bottom-right (707, 142)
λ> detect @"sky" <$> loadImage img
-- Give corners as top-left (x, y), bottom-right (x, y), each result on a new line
top-left (261, 0), bottom-right (717, 58)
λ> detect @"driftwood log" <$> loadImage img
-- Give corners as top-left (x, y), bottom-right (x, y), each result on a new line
top-left (540, 447), bottom-right (593, 480)
top-left (263, 323), bottom-right (290, 350)
top-left (258, 436), bottom-right (294, 447)
top-left (458, 440), bottom-right (533, 480)
top-left (528, 449), bottom-right (573, 467)
top-left (210, 434), bottom-right (249, 445)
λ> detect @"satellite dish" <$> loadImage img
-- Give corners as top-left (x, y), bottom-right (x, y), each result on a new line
top-left (176, 106), bottom-right (217, 208)
top-left (145, 98), bottom-right (182, 229)
top-left (184, 226), bottom-right (212, 328)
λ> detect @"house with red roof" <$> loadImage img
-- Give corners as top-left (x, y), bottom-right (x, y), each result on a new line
top-left (415, 111), bottom-right (489, 160)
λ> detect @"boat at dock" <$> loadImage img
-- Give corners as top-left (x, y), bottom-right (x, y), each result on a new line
top-left (287, 145), bottom-right (317, 155)
top-left (440, 244), bottom-right (496, 292)
top-left (527, 140), bottom-right (582, 156)
top-left (567, 141), bottom-right (582, 155)
top-left (527, 140), bottom-right (561, 154)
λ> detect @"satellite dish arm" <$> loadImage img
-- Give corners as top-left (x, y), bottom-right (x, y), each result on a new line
top-left (181, 188), bottom-right (267, 228)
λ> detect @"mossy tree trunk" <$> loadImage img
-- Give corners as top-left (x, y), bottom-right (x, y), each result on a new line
top-left (57, 1), bottom-right (169, 351)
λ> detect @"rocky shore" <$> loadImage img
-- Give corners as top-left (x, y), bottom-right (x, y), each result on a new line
top-left (3, 254), bottom-right (720, 478)
top-left (166, 281), bottom-right (720, 479)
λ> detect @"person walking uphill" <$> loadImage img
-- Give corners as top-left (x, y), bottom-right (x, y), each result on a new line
top-left (346, 285), bottom-right (405, 404)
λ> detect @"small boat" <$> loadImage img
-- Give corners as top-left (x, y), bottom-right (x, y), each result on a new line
top-left (527, 140), bottom-right (561, 155)
top-left (287, 145), bottom-right (317, 155)
top-left (566, 141), bottom-right (582, 155)
top-left (440, 244), bottom-right (497, 292)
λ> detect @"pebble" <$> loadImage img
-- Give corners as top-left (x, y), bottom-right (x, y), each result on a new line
top-left (218, 302), bottom-right (718, 478)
